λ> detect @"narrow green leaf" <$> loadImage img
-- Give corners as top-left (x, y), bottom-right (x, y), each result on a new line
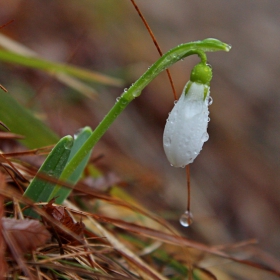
top-left (0, 91), bottom-right (59, 148)
top-left (50, 127), bottom-right (93, 204)
top-left (23, 135), bottom-right (73, 217)
top-left (0, 49), bottom-right (123, 86)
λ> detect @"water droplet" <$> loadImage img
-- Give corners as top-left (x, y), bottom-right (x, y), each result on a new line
top-left (124, 88), bottom-right (128, 92)
top-left (179, 211), bottom-right (193, 227)
top-left (207, 96), bottom-right (213, 106)
top-left (174, 100), bottom-right (178, 105)
top-left (132, 90), bottom-right (141, 97)
top-left (163, 137), bottom-right (171, 147)
top-left (116, 97), bottom-right (120, 102)
top-left (64, 140), bottom-right (72, 150)
top-left (48, 170), bottom-right (54, 177)
top-left (73, 128), bottom-right (85, 140)
top-left (180, 164), bottom-right (186, 168)
top-left (121, 99), bottom-right (128, 106)
top-left (207, 117), bottom-right (210, 122)
top-left (206, 63), bottom-right (212, 69)
top-left (201, 132), bottom-right (209, 142)
top-left (226, 44), bottom-right (232, 51)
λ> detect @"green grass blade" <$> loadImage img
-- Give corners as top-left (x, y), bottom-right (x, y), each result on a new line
top-left (0, 91), bottom-right (59, 148)
top-left (50, 127), bottom-right (93, 204)
top-left (23, 135), bottom-right (73, 218)
top-left (0, 49), bottom-right (122, 86)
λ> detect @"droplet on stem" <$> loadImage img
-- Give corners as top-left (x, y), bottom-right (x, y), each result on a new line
top-left (179, 211), bottom-right (193, 227)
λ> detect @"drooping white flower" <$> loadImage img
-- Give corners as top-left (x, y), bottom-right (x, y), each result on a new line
top-left (163, 63), bottom-right (212, 168)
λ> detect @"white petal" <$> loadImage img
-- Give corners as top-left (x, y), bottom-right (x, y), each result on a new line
top-left (163, 82), bottom-right (210, 167)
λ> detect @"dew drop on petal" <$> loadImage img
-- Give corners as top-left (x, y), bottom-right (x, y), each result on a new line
top-left (207, 96), bottom-right (213, 106)
top-left (179, 211), bottom-right (193, 227)
top-left (201, 132), bottom-right (209, 142)
top-left (207, 117), bottom-right (211, 122)
top-left (163, 137), bottom-right (171, 147)
top-left (174, 100), bottom-right (178, 105)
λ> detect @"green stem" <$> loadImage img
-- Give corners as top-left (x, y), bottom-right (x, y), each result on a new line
top-left (60, 38), bottom-right (231, 182)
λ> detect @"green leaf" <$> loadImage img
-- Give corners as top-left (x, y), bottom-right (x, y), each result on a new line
top-left (0, 91), bottom-right (59, 148)
top-left (0, 49), bottom-right (122, 87)
top-left (50, 127), bottom-right (93, 204)
top-left (23, 135), bottom-right (73, 218)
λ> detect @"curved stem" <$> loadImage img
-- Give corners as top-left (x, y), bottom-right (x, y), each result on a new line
top-left (61, 38), bottom-right (231, 181)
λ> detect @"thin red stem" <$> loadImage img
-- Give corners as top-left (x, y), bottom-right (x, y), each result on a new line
top-left (130, 0), bottom-right (178, 100)
top-left (186, 164), bottom-right (191, 213)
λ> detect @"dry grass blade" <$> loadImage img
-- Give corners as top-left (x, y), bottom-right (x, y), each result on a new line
top-left (32, 262), bottom-right (131, 279)
top-left (0, 153), bottom-right (29, 183)
top-left (65, 200), bottom-right (169, 280)
top-left (19, 168), bottom-right (176, 233)
top-left (88, 214), bottom-right (280, 277)
top-left (0, 85), bottom-right (7, 92)
top-left (2, 145), bottom-right (53, 158)
top-left (194, 266), bottom-right (218, 280)
top-left (0, 121), bottom-right (9, 131)
top-left (0, 132), bottom-right (24, 139)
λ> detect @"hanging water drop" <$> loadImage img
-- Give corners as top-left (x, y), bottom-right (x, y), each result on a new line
top-left (179, 211), bottom-right (193, 227)
top-left (116, 97), bottom-right (120, 102)
top-left (174, 100), bottom-right (178, 105)
top-left (124, 88), bottom-right (128, 92)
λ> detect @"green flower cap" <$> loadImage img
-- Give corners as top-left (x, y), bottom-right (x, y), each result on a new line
top-left (190, 63), bottom-right (212, 85)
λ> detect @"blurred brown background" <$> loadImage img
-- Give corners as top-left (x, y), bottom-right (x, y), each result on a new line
top-left (1, 0), bottom-right (280, 265)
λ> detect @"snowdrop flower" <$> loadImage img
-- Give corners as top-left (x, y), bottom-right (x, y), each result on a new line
top-left (163, 63), bottom-right (213, 168)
